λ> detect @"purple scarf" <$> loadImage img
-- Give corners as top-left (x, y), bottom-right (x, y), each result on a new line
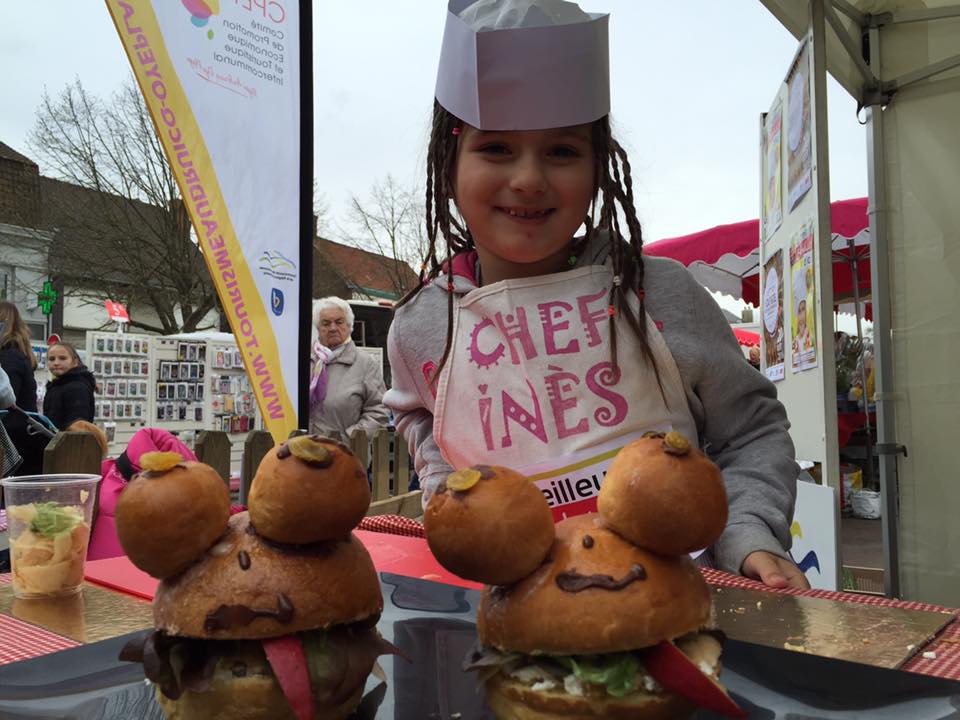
top-left (309, 340), bottom-right (349, 410)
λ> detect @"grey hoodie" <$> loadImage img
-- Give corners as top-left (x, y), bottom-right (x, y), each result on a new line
top-left (385, 236), bottom-right (798, 576)
top-left (0, 365), bottom-right (15, 408)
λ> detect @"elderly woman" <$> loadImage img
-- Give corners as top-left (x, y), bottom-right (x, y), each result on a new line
top-left (309, 297), bottom-right (389, 439)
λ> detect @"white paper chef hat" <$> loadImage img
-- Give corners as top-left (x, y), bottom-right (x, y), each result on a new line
top-left (435, 0), bottom-right (610, 131)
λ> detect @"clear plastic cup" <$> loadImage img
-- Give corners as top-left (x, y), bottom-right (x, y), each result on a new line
top-left (1, 474), bottom-right (101, 599)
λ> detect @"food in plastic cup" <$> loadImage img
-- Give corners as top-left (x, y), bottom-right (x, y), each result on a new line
top-left (0, 474), bottom-right (101, 599)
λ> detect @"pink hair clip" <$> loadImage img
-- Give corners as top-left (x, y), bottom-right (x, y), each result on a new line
top-left (452, 127), bottom-right (461, 136)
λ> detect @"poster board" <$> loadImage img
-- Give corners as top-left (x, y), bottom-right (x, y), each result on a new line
top-left (792, 479), bottom-right (840, 590)
top-left (758, 21), bottom-right (840, 500)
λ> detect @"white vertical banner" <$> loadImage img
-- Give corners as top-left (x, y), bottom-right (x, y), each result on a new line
top-left (106, 0), bottom-right (305, 442)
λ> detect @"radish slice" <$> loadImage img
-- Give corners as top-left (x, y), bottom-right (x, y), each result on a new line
top-left (263, 636), bottom-right (314, 720)
top-left (643, 641), bottom-right (746, 718)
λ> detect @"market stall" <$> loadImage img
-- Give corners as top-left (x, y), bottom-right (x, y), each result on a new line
top-left (85, 331), bottom-right (262, 473)
top-left (644, 196), bottom-right (870, 307)
top-left (757, 0), bottom-right (960, 605)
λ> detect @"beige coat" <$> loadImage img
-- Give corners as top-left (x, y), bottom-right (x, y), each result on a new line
top-left (308, 342), bottom-right (389, 439)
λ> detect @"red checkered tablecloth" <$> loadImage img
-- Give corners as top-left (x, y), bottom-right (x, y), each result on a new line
top-left (359, 514), bottom-right (426, 538)
top-left (228, 509), bottom-right (428, 537)
top-left (0, 574), bottom-right (83, 665)
top-left (0, 612), bottom-right (80, 665)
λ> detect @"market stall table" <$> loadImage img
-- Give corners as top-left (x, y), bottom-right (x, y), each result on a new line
top-left (1, 529), bottom-right (958, 717)
top-left (2, 533), bottom-right (958, 675)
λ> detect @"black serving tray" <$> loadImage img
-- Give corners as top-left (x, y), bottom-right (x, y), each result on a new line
top-left (0, 573), bottom-right (958, 719)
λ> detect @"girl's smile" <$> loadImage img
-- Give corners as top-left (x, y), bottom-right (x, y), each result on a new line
top-left (454, 124), bottom-right (595, 284)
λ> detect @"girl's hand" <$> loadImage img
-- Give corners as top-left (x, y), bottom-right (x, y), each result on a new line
top-left (741, 551), bottom-right (811, 590)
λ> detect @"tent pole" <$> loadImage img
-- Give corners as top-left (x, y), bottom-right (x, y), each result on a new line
top-left (865, 25), bottom-right (901, 599)
top-left (847, 236), bottom-right (874, 490)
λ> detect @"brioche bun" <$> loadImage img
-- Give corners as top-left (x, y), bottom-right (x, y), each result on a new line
top-left (248, 436), bottom-right (370, 544)
top-left (116, 460), bottom-right (230, 579)
top-left (598, 433), bottom-right (727, 555)
top-left (154, 660), bottom-right (364, 720)
top-left (424, 465), bottom-right (554, 586)
top-left (485, 673), bottom-right (695, 720)
top-left (153, 512), bottom-right (382, 639)
top-left (478, 514), bottom-right (711, 655)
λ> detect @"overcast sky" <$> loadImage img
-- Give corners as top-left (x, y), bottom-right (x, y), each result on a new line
top-left (1, 1), bottom-right (866, 245)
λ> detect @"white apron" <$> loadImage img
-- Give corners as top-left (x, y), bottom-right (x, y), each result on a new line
top-left (434, 265), bottom-right (698, 521)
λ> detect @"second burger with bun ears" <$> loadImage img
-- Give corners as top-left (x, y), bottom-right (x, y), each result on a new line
top-left (116, 436), bottom-right (402, 720)
top-left (424, 432), bottom-right (746, 719)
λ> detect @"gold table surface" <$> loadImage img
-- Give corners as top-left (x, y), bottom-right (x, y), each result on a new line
top-left (0, 581), bottom-right (153, 644)
top-left (0, 579), bottom-right (953, 671)
top-left (711, 584), bottom-right (954, 669)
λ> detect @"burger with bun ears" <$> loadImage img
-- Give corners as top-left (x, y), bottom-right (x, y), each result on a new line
top-left (424, 433), bottom-right (745, 719)
top-left (117, 435), bottom-right (401, 720)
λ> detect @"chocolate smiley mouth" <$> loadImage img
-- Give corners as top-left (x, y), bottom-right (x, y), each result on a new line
top-left (555, 563), bottom-right (648, 593)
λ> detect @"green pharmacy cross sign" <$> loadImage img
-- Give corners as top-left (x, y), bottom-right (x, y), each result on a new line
top-left (37, 280), bottom-right (58, 315)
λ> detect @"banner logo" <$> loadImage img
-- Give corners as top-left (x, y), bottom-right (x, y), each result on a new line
top-left (258, 249), bottom-right (297, 282)
top-left (271, 288), bottom-right (284, 316)
top-left (181, 0), bottom-right (219, 28)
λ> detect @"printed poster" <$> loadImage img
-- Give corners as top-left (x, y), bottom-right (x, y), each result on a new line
top-left (762, 249), bottom-right (785, 381)
top-left (762, 100), bottom-right (783, 241)
top-left (790, 222), bottom-right (818, 372)
top-left (105, 0), bottom-right (304, 442)
top-left (786, 40), bottom-right (812, 211)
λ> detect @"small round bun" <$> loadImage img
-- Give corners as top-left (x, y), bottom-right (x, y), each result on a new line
top-left (478, 514), bottom-right (711, 655)
top-left (65, 420), bottom-right (108, 458)
top-left (424, 465), bottom-right (554, 586)
top-left (248, 436), bottom-right (370, 544)
top-left (598, 432), bottom-right (728, 555)
top-left (485, 673), bottom-right (695, 720)
top-left (154, 512), bottom-right (382, 639)
top-left (116, 460), bottom-right (230, 579)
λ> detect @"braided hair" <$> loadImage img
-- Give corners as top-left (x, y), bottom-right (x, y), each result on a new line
top-left (399, 100), bottom-right (662, 393)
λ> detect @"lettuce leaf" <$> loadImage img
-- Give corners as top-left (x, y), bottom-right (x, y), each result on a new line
top-left (301, 630), bottom-right (335, 690)
top-left (464, 641), bottom-right (644, 699)
top-left (553, 652), bottom-right (642, 698)
top-left (29, 502), bottom-right (83, 537)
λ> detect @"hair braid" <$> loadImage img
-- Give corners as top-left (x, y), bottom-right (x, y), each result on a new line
top-left (591, 118), bottom-right (664, 397)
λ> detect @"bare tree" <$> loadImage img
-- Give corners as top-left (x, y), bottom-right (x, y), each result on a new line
top-left (27, 78), bottom-right (219, 334)
top-left (340, 175), bottom-right (426, 297)
top-left (312, 179), bottom-right (331, 238)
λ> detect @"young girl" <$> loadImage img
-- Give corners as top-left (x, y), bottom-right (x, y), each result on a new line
top-left (43, 341), bottom-right (96, 430)
top-left (385, 0), bottom-right (806, 589)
